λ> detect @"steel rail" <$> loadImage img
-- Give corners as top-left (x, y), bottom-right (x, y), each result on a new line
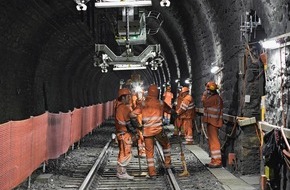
top-left (156, 141), bottom-right (181, 190)
top-left (79, 139), bottom-right (112, 190)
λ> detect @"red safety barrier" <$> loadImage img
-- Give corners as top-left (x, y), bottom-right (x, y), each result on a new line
top-left (10, 118), bottom-right (33, 189)
top-left (0, 102), bottom-right (113, 190)
top-left (92, 105), bottom-right (98, 129)
top-left (31, 113), bottom-right (48, 171)
top-left (88, 106), bottom-right (95, 131)
top-left (71, 108), bottom-right (82, 144)
top-left (47, 113), bottom-right (70, 159)
top-left (109, 100), bottom-right (114, 117)
top-left (96, 104), bottom-right (103, 127)
top-left (60, 112), bottom-right (71, 154)
top-left (0, 122), bottom-right (13, 190)
top-left (105, 102), bottom-right (110, 119)
top-left (82, 107), bottom-right (90, 136)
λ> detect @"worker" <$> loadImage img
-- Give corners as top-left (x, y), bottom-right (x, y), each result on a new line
top-left (114, 88), bottom-right (137, 180)
top-left (201, 81), bottom-right (223, 168)
top-left (130, 90), bottom-right (146, 158)
top-left (131, 84), bottom-right (172, 179)
top-left (172, 88), bottom-right (184, 137)
top-left (163, 86), bottom-right (174, 125)
top-left (175, 86), bottom-right (196, 145)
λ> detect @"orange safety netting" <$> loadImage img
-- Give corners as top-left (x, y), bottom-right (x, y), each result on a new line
top-left (71, 108), bottom-right (82, 144)
top-left (0, 102), bottom-right (111, 190)
top-left (47, 113), bottom-right (70, 159)
top-left (92, 105), bottom-right (98, 129)
top-left (60, 112), bottom-right (71, 154)
top-left (96, 104), bottom-right (104, 127)
top-left (82, 107), bottom-right (91, 136)
top-left (10, 118), bottom-right (33, 188)
top-left (31, 113), bottom-right (48, 171)
top-left (0, 122), bottom-right (13, 190)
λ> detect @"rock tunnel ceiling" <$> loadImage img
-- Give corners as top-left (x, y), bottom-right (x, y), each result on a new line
top-left (0, 0), bottom-right (289, 123)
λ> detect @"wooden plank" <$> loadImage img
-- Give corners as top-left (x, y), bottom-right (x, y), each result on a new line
top-left (259, 121), bottom-right (290, 138)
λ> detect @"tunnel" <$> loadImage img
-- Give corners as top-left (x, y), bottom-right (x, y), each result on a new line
top-left (1, 0), bottom-right (290, 189)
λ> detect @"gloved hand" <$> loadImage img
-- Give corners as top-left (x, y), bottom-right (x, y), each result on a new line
top-left (130, 118), bottom-right (143, 129)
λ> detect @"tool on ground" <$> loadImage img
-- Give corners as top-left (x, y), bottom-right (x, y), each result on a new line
top-left (136, 137), bottom-right (142, 175)
top-left (132, 134), bottom-right (147, 177)
top-left (178, 129), bottom-right (190, 177)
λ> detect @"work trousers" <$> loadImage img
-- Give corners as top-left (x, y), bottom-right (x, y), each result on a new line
top-left (137, 129), bottom-right (146, 156)
top-left (173, 118), bottom-right (184, 135)
top-left (117, 132), bottom-right (133, 166)
top-left (180, 118), bottom-right (193, 143)
top-left (144, 132), bottom-right (171, 176)
top-left (207, 123), bottom-right (222, 164)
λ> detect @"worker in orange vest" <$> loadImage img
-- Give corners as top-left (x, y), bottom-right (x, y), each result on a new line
top-left (172, 88), bottom-right (184, 136)
top-left (131, 84), bottom-right (172, 179)
top-left (202, 81), bottom-right (223, 168)
top-left (115, 88), bottom-right (137, 180)
top-left (163, 86), bottom-right (174, 125)
top-left (175, 86), bottom-right (196, 145)
top-left (130, 90), bottom-right (146, 158)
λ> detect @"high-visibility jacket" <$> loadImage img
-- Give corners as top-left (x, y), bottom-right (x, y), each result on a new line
top-left (132, 96), bottom-right (170, 137)
top-left (163, 91), bottom-right (174, 108)
top-left (202, 93), bottom-right (223, 128)
top-left (176, 94), bottom-right (195, 119)
top-left (115, 101), bottom-right (131, 132)
top-left (130, 94), bottom-right (138, 110)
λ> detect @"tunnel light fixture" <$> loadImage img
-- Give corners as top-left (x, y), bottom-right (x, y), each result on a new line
top-left (210, 62), bottom-right (223, 74)
top-left (76, 3), bottom-right (87, 11)
top-left (185, 78), bottom-right (192, 84)
top-left (113, 65), bottom-right (147, 71)
top-left (260, 40), bottom-right (280, 49)
top-left (75, 0), bottom-right (88, 11)
top-left (95, 0), bottom-right (152, 8)
top-left (175, 79), bottom-right (180, 83)
top-left (160, 0), bottom-right (170, 7)
top-left (260, 32), bottom-right (290, 49)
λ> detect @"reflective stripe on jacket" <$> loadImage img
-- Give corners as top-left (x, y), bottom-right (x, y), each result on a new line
top-left (115, 102), bottom-right (131, 132)
top-left (132, 96), bottom-right (169, 137)
top-left (202, 94), bottom-right (223, 127)
top-left (176, 94), bottom-right (196, 119)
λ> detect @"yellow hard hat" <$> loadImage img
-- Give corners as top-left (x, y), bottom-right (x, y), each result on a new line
top-left (206, 81), bottom-right (218, 91)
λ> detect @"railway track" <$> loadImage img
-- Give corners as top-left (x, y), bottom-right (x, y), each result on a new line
top-left (79, 138), bottom-right (188, 190)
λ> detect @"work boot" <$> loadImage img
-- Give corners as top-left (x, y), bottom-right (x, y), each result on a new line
top-left (205, 160), bottom-right (222, 168)
top-left (116, 172), bottom-right (134, 180)
top-left (146, 174), bottom-right (157, 180)
top-left (182, 141), bottom-right (194, 145)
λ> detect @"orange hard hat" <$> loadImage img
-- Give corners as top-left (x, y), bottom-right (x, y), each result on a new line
top-left (206, 81), bottom-right (218, 91)
top-left (148, 84), bottom-right (159, 97)
top-left (181, 86), bottom-right (189, 93)
top-left (118, 88), bottom-right (131, 98)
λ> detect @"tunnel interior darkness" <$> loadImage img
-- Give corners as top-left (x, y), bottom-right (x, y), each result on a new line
top-left (0, 0), bottom-right (287, 124)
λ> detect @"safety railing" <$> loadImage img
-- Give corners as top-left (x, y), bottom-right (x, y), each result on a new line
top-left (195, 108), bottom-right (236, 123)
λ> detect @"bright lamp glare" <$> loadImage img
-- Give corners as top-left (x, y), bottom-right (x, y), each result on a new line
top-left (211, 66), bottom-right (220, 73)
top-left (135, 86), bottom-right (142, 92)
top-left (261, 40), bottom-right (280, 49)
